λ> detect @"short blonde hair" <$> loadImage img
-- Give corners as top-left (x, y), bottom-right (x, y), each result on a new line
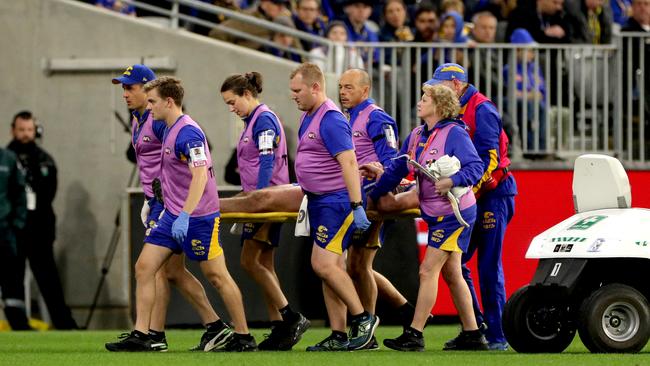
top-left (290, 62), bottom-right (325, 87)
top-left (422, 84), bottom-right (460, 119)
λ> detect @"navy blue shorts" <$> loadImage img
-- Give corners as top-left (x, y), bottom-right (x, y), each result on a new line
top-left (146, 210), bottom-right (223, 261)
top-left (308, 198), bottom-right (356, 255)
top-left (144, 198), bottom-right (165, 238)
top-left (421, 205), bottom-right (477, 253)
top-left (241, 222), bottom-right (282, 247)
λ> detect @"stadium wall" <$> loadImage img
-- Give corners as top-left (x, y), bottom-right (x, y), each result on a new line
top-left (0, 0), bottom-right (319, 328)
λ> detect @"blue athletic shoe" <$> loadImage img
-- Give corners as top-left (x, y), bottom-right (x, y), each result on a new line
top-left (306, 333), bottom-right (349, 351)
top-left (348, 314), bottom-right (379, 350)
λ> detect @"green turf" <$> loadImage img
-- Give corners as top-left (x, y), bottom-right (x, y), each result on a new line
top-left (1, 326), bottom-right (649, 366)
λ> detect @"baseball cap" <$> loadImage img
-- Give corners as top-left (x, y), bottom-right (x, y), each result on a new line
top-left (424, 63), bottom-right (468, 86)
top-left (112, 64), bottom-right (156, 85)
top-left (510, 28), bottom-right (536, 45)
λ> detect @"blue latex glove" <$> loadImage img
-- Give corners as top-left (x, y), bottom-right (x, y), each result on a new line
top-left (352, 206), bottom-right (371, 231)
top-left (171, 211), bottom-right (190, 243)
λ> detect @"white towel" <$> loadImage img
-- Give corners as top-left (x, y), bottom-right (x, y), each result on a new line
top-left (294, 195), bottom-right (310, 237)
top-left (427, 155), bottom-right (471, 199)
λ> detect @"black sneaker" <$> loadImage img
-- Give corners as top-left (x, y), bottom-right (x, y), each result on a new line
top-left (279, 313), bottom-right (311, 350)
top-left (150, 337), bottom-right (168, 352)
top-left (348, 314), bottom-right (379, 350)
top-left (105, 331), bottom-right (153, 352)
top-left (443, 330), bottom-right (489, 351)
top-left (190, 326), bottom-right (234, 352)
top-left (383, 328), bottom-right (424, 352)
top-left (356, 336), bottom-right (379, 351)
top-left (218, 333), bottom-right (257, 352)
top-left (306, 333), bottom-right (350, 351)
top-left (258, 322), bottom-right (287, 351)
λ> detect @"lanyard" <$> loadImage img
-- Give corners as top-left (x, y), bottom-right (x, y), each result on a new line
top-left (410, 127), bottom-right (439, 163)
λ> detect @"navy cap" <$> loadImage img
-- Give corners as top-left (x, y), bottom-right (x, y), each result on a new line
top-left (510, 28), bottom-right (536, 44)
top-left (424, 63), bottom-right (468, 86)
top-left (112, 64), bottom-right (156, 85)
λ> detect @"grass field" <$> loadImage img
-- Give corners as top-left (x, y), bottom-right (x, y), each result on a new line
top-left (1, 326), bottom-right (649, 366)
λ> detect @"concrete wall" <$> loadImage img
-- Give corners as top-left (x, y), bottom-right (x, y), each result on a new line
top-left (0, 0), bottom-right (321, 328)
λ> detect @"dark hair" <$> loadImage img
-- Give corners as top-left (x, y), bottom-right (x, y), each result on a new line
top-left (12, 110), bottom-right (34, 128)
top-left (325, 20), bottom-right (347, 38)
top-left (414, 3), bottom-right (437, 19)
top-left (220, 72), bottom-right (263, 98)
top-left (144, 76), bottom-right (184, 107)
top-left (384, 0), bottom-right (406, 15)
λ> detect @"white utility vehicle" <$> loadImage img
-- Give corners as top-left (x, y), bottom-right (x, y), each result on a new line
top-left (503, 154), bottom-right (650, 353)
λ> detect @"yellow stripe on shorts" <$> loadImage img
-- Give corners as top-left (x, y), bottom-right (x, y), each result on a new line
top-left (325, 212), bottom-right (354, 255)
top-left (439, 226), bottom-right (465, 253)
top-left (207, 217), bottom-right (223, 260)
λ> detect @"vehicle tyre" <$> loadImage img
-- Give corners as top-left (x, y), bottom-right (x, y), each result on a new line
top-left (578, 283), bottom-right (650, 353)
top-left (503, 285), bottom-right (576, 353)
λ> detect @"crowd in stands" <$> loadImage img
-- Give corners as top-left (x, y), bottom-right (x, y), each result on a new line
top-left (88, 0), bottom-right (649, 52)
top-left (86, 0), bottom-right (649, 156)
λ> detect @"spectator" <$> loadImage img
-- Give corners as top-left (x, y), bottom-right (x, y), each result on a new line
top-left (503, 29), bottom-right (548, 152)
top-left (95, 0), bottom-right (136, 16)
top-left (209, 0), bottom-right (292, 50)
top-left (437, 11), bottom-right (468, 64)
top-left (470, 11), bottom-right (497, 43)
top-left (342, 0), bottom-right (379, 62)
top-left (506, 0), bottom-right (573, 43)
top-left (567, 0), bottom-right (613, 44)
top-left (467, 12), bottom-right (500, 98)
top-left (611, 0), bottom-right (633, 26)
top-left (623, 0), bottom-right (650, 31)
top-left (440, 0), bottom-right (465, 16)
top-left (412, 4), bottom-right (439, 43)
top-left (292, 0), bottom-right (327, 50)
top-left (465, 0), bottom-right (517, 21)
top-left (265, 16), bottom-right (305, 62)
top-left (380, 0), bottom-right (414, 42)
top-left (0, 145), bottom-right (28, 330)
top-left (310, 20), bottom-right (364, 75)
top-left (7, 111), bottom-right (79, 330)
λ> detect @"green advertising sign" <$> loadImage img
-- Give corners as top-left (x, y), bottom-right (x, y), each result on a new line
top-left (568, 215), bottom-right (607, 230)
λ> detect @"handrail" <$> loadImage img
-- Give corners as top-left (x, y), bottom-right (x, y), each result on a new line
top-left (121, 0), bottom-right (334, 67)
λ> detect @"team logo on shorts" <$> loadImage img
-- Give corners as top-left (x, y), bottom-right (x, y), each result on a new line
top-left (143, 136), bottom-right (151, 142)
top-left (430, 229), bottom-right (444, 243)
top-left (316, 225), bottom-right (329, 243)
top-left (165, 147), bottom-right (171, 154)
top-left (191, 239), bottom-right (206, 255)
top-left (243, 137), bottom-right (249, 143)
top-left (429, 149), bottom-right (438, 155)
top-left (353, 131), bottom-right (362, 137)
top-left (297, 210), bottom-right (306, 223)
top-left (308, 132), bottom-right (316, 139)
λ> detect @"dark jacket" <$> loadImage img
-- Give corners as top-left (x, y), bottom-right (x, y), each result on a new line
top-left (0, 148), bottom-right (26, 234)
top-left (566, 0), bottom-right (613, 44)
top-left (7, 140), bottom-right (57, 240)
top-left (506, 2), bottom-right (574, 43)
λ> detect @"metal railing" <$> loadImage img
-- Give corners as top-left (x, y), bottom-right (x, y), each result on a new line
top-left (110, 1), bottom-right (648, 164)
top-left (339, 39), bottom-right (648, 164)
top-left (121, 0), bottom-right (336, 69)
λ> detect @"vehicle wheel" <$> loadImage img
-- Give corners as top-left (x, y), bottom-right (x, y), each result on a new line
top-left (503, 285), bottom-right (576, 353)
top-left (578, 283), bottom-right (650, 353)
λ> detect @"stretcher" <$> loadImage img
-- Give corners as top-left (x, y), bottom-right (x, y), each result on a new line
top-left (220, 208), bottom-right (422, 223)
